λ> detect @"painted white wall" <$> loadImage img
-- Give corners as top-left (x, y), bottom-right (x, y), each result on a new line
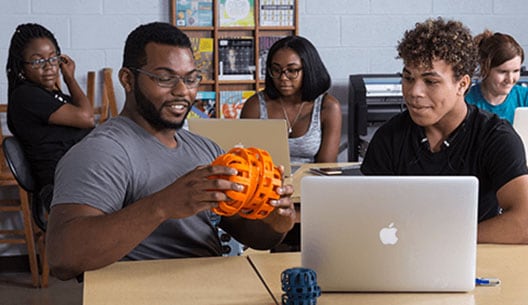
top-left (1, 0), bottom-right (527, 254)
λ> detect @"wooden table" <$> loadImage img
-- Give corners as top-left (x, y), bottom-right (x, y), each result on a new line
top-left (83, 245), bottom-right (527, 305)
top-left (248, 244), bottom-right (528, 305)
top-left (83, 255), bottom-right (274, 305)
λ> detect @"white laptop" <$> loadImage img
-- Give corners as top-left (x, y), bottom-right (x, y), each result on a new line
top-left (513, 107), bottom-right (528, 163)
top-left (301, 176), bottom-right (478, 292)
top-left (187, 118), bottom-right (292, 177)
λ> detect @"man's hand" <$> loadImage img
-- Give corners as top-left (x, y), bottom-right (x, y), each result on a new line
top-left (155, 164), bottom-right (243, 220)
top-left (262, 183), bottom-right (296, 233)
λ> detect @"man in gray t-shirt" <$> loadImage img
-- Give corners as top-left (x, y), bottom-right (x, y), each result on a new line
top-left (46, 22), bottom-right (296, 281)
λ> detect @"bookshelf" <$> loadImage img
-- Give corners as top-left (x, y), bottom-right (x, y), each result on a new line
top-left (170, 0), bottom-right (299, 118)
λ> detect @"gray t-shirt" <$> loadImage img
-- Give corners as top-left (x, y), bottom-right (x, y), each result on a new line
top-left (52, 116), bottom-right (225, 260)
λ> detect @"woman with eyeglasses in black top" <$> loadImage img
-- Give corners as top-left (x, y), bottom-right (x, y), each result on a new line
top-left (6, 23), bottom-right (95, 198)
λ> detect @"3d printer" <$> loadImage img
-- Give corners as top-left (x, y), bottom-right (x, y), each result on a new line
top-left (348, 73), bottom-right (405, 161)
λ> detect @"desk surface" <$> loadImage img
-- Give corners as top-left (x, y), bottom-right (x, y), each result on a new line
top-left (248, 244), bottom-right (528, 305)
top-left (83, 245), bottom-right (527, 305)
top-left (83, 255), bottom-right (273, 305)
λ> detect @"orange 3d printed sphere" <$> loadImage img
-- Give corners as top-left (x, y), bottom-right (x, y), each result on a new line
top-left (211, 147), bottom-right (281, 219)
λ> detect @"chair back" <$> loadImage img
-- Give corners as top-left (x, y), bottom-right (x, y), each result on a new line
top-left (0, 104), bottom-right (17, 183)
top-left (2, 136), bottom-right (49, 232)
top-left (3, 136), bottom-right (35, 192)
top-left (89, 68), bottom-right (119, 124)
top-left (101, 67), bottom-right (118, 123)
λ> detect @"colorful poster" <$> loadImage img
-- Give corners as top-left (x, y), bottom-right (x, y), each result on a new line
top-left (219, 0), bottom-right (255, 27)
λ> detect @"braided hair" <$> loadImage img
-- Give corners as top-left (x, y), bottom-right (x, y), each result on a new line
top-left (6, 23), bottom-right (61, 97)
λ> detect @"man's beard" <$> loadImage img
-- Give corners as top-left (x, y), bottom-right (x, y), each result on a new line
top-left (134, 81), bottom-right (190, 130)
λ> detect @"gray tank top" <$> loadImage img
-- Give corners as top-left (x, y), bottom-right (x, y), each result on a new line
top-left (257, 91), bottom-right (323, 163)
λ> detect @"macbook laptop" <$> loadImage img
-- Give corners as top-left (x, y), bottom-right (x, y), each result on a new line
top-left (187, 118), bottom-right (292, 177)
top-left (513, 107), bottom-right (528, 163)
top-left (301, 175), bottom-right (478, 292)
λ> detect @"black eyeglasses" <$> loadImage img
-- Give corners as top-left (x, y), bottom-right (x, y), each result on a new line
top-left (268, 66), bottom-right (303, 80)
top-left (23, 55), bottom-right (62, 69)
top-left (130, 68), bottom-right (202, 89)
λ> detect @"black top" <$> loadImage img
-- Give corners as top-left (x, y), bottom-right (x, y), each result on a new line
top-left (7, 81), bottom-right (92, 189)
top-left (361, 104), bottom-right (528, 222)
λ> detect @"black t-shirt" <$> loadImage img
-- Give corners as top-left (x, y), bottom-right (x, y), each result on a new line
top-left (361, 104), bottom-right (528, 222)
top-left (7, 81), bottom-right (92, 189)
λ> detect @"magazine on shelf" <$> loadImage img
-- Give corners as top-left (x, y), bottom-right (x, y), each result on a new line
top-left (258, 35), bottom-right (283, 79)
top-left (219, 0), bottom-right (255, 27)
top-left (188, 105), bottom-right (209, 119)
top-left (219, 90), bottom-right (255, 119)
top-left (259, 0), bottom-right (294, 26)
top-left (193, 91), bottom-right (216, 118)
top-left (175, 0), bottom-right (213, 27)
top-left (218, 37), bottom-right (255, 80)
top-left (190, 37), bottom-right (214, 81)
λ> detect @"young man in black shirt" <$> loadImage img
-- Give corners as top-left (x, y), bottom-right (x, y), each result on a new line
top-left (361, 17), bottom-right (528, 244)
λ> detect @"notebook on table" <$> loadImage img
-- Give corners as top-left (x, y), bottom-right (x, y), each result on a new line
top-left (301, 175), bottom-right (478, 292)
top-left (308, 164), bottom-right (362, 176)
top-left (187, 118), bottom-right (292, 177)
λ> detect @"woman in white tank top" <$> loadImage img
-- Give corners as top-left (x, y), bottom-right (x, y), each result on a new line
top-left (240, 35), bottom-right (342, 164)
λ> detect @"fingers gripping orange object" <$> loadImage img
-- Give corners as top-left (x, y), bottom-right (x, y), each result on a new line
top-left (211, 148), bottom-right (260, 216)
top-left (211, 147), bottom-right (281, 219)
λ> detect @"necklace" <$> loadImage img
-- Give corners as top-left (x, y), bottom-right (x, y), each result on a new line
top-left (279, 98), bottom-right (306, 134)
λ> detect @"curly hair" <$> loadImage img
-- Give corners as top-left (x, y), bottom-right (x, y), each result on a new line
top-left (397, 17), bottom-right (478, 80)
top-left (474, 29), bottom-right (524, 79)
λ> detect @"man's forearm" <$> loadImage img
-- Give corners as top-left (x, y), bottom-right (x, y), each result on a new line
top-left (46, 198), bottom-right (167, 280)
top-left (478, 212), bottom-right (528, 244)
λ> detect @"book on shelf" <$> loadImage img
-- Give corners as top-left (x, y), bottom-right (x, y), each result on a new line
top-left (259, 0), bottom-right (295, 26)
top-left (258, 35), bottom-right (284, 79)
top-left (188, 105), bottom-right (209, 119)
top-left (190, 37), bottom-right (214, 81)
top-left (219, 0), bottom-right (255, 27)
top-left (218, 37), bottom-right (255, 80)
top-left (192, 91), bottom-right (216, 118)
top-left (175, 0), bottom-right (213, 27)
top-left (219, 90), bottom-right (255, 119)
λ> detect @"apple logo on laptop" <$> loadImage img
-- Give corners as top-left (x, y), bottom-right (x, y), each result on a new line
top-left (379, 223), bottom-right (398, 245)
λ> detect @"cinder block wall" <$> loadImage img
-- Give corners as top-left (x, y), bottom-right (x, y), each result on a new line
top-left (1, 0), bottom-right (527, 111)
top-left (0, 0), bottom-right (169, 113)
top-left (300, 0), bottom-right (528, 108)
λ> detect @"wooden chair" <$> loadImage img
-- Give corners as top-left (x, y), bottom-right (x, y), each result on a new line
top-left (0, 105), bottom-right (43, 288)
top-left (102, 68), bottom-right (118, 121)
top-left (87, 71), bottom-right (96, 107)
top-left (3, 136), bottom-right (50, 288)
top-left (88, 68), bottom-right (118, 124)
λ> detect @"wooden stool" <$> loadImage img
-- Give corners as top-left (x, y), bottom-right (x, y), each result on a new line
top-left (0, 105), bottom-right (47, 288)
top-left (0, 152), bottom-right (39, 287)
